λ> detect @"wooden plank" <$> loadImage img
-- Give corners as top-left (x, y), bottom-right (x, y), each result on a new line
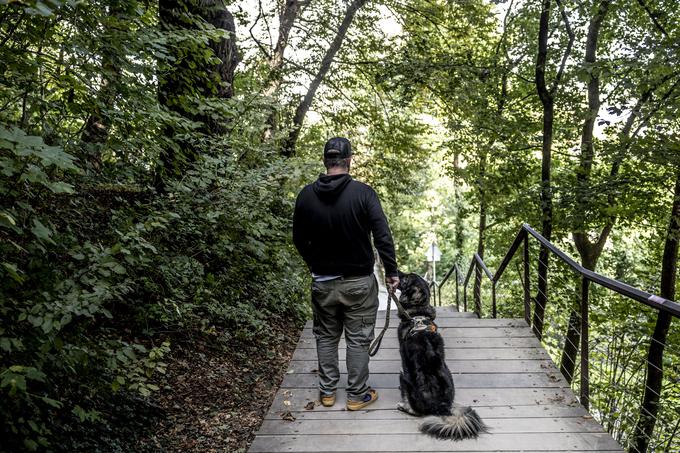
top-left (252, 450), bottom-right (621, 453)
top-left (286, 359), bottom-right (558, 374)
top-left (280, 372), bottom-right (568, 389)
top-left (252, 312), bottom-right (625, 453)
top-left (249, 432), bottom-right (622, 452)
top-left (302, 312), bottom-right (475, 328)
top-left (291, 347), bottom-right (550, 361)
top-left (296, 337), bottom-right (543, 349)
top-left (264, 404), bottom-right (590, 420)
top-left (300, 327), bottom-right (536, 338)
top-left (378, 309), bottom-right (476, 318)
top-left (269, 388), bottom-right (579, 413)
top-left (303, 318), bottom-right (529, 329)
top-left (257, 417), bottom-right (606, 435)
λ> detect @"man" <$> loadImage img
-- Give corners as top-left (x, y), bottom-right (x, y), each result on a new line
top-left (293, 137), bottom-right (399, 411)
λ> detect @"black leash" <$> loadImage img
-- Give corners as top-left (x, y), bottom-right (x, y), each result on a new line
top-left (368, 289), bottom-right (412, 357)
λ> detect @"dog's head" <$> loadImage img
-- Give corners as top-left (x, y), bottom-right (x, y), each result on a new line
top-left (397, 272), bottom-right (435, 319)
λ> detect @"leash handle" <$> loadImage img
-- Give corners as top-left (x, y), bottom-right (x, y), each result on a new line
top-left (369, 286), bottom-right (411, 357)
top-left (368, 287), bottom-right (394, 357)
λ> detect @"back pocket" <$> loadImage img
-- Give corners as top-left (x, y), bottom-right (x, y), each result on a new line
top-left (340, 279), bottom-right (369, 301)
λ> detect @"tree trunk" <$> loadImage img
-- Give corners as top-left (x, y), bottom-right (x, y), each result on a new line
top-left (262, 0), bottom-right (303, 140)
top-left (631, 170), bottom-right (680, 453)
top-left (533, 0), bottom-right (553, 340)
top-left (559, 252), bottom-right (597, 383)
top-left (561, 0), bottom-right (611, 375)
top-left (205, 2), bottom-right (240, 102)
top-left (81, 4), bottom-right (123, 172)
top-left (265, 0), bottom-right (301, 96)
top-left (156, 0), bottom-right (239, 190)
top-left (474, 158), bottom-right (486, 315)
top-left (281, 0), bottom-right (367, 156)
top-left (472, 68), bottom-right (508, 316)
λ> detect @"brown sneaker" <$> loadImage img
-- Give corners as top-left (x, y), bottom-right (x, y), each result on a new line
top-left (320, 392), bottom-right (336, 407)
top-left (346, 389), bottom-right (379, 411)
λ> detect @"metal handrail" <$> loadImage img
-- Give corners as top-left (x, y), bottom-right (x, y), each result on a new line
top-left (520, 224), bottom-right (680, 315)
top-left (451, 224), bottom-right (680, 318)
top-left (443, 222), bottom-right (680, 418)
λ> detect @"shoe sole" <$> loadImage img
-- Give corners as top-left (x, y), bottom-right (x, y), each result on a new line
top-left (320, 394), bottom-right (336, 407)
top-left (346, 393), bottom-right (379, 411)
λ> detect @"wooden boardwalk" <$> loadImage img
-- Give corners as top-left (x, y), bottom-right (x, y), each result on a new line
top-left (249, 307), bottom-right (623, 452)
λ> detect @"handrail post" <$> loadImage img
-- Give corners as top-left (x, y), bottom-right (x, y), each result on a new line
top-left (523, 236), bottom-right (531, 325)
top-left (474, 262), bottom-right (482, 318)
top-left (455, 267), bottom-right (460, 312)
top-left (475, 263), bottom-right (482, 318)
top-left (437, 283), bottom-right (441, 307)
top-left (463, 278), bottom-right (467, 312)
top-left (492, 281), bottom-right (497, 319)
top-left (580, 275), bottom-right (590, 411)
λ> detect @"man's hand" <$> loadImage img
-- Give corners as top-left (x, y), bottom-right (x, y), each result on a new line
top-left (385, 275), bottom-right (400, 292)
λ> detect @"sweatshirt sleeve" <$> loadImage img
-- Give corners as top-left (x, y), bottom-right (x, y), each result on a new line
top-left (293, 191), bottom-right (312, 268)
top-left (365, 187), bottom-right (398, 277)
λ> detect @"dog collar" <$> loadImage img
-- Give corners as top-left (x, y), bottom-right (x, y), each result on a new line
top-left (409, 316), bottom-right (437, 335)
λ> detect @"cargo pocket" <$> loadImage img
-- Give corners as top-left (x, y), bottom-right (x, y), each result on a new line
top-left (361, 315), bottom-right (376, 344)
top-left (312, 312), bottom-right (321, 339)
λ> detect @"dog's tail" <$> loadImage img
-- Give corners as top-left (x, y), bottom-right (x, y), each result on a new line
top-left (419, 406), bottom-right (488, 440)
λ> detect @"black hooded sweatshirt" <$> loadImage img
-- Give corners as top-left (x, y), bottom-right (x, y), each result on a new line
top-left (293, 173), bottom-right (398, 278)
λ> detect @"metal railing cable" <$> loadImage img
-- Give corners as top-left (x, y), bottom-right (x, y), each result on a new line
top-left (436, 223), bottom-right (680, 452)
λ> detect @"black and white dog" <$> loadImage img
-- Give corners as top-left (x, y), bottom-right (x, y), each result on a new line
top-left (396, 272), bottom-right (487, 440)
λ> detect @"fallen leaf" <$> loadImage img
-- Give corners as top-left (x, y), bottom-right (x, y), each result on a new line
top-left (280, 411), bottom-right (296, 421)
top-left (283, 400), bottom-right (291, 406)
top-left (304, 401), bottom-right (316, 410)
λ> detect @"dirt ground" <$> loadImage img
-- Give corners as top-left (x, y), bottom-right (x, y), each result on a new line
top-left (136, 319), bottom-right (301, 452)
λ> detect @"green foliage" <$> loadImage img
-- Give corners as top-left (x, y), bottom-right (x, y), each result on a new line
top-left (1, 0), bottom-right (679, 449)
top-left (0, 1), bottom-right (309, 449)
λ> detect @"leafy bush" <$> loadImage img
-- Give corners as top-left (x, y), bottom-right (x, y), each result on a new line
top-left (1, 123), bottom-right (310, 449)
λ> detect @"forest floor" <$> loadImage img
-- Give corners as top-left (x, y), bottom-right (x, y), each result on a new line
top-left (134, 318), bottom-right (301, 452)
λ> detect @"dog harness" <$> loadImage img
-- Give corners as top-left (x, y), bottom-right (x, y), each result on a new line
top-left (408, 316), bottom-right (438, 336)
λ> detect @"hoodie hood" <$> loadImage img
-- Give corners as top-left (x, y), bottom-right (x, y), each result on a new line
top-left (313, 173), bottom-right (352, 202)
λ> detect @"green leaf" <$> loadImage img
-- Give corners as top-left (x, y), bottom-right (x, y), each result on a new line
top-left (0, 210), bottom-right (16, 226)
top-left (23, 439), bottom-right (38, 451)
top-left (24, 367), bottom-right (46, 382)
top-left (42, 180), bottom-right (75, 194)
top-left (41, 317), bottom-right (53, 334)
top-left (2, 262), bottom-right (25, 283)
top-left (31, 218), bottom-right (55, 245)
top-left (41, 396), bottom-right (62, 408)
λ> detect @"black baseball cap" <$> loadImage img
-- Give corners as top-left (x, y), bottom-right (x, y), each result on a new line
top-left (323, 137), bottom-right (352, 159)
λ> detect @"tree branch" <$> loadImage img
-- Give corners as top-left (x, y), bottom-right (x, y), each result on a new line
top-left (549, 0), bottom-right (575, 96)
top-left (282, 0), bottom-right (368, 156)
top-left (636, 0), bottom-right (668, 37)
top-left (248, 0), bottom-right (271, 59)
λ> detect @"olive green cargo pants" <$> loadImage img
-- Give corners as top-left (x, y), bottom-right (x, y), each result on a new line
top-left (311, 275), bottom-right (378, 401)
